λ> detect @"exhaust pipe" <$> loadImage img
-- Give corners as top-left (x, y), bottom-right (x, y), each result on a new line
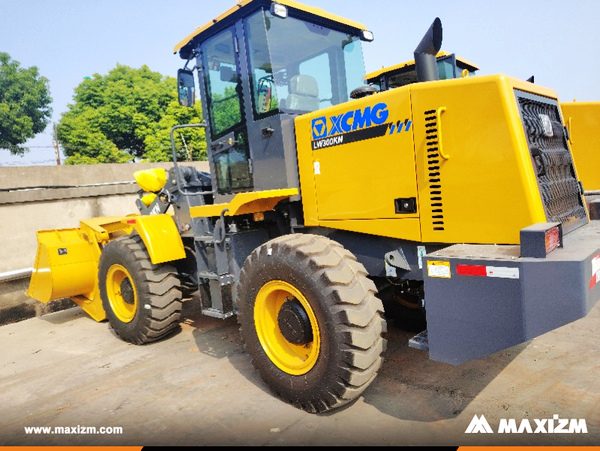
top-left (414, 17), bottom-right (443, 82)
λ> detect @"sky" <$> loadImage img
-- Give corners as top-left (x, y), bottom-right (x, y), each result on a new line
top-left (2, 0), bottom-right (600, 166)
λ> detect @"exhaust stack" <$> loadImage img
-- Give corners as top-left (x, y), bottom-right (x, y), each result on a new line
top-left (414, 18), bottom-right (443, 82)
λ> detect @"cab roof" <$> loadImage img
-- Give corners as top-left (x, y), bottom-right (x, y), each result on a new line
top-left (174, 0), bottom-right (368, 59)
top-left (365, 51), bottom-right (480, 82)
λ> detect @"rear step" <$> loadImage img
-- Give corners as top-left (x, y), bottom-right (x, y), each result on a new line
top-left (409, 330), bottom-right (429, 351)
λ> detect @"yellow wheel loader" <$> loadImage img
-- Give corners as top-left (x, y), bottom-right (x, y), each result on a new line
top-left (28, 0), bottom-right (600, 414)
top-left (560, 102), bottom-right (600, 218)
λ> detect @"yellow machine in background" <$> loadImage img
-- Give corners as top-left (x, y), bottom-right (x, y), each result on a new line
top-left (561, 102), bottom-right (600, 192)
top-left (366, 51), bottom-right (480, 89)
top-left (27, 0), bottom-right (600, 414)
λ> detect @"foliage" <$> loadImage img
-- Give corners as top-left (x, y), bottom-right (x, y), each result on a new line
top-left (0, 52), bottom-right (52, 156)
top-left (57, 64), bottom-right (206, 164)
top-left (57, 108), bottom-right (130, 164)
top-left (143, 100), bottom-right (206, 163)
top-left (211, 86), bottom-right (242, 136)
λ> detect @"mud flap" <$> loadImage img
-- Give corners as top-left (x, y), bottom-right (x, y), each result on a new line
top-left (423, 222), bottom-right (600, 365)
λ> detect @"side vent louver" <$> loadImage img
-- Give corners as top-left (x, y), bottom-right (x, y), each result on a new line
top-left (424, 109), bottom-right (444, 231)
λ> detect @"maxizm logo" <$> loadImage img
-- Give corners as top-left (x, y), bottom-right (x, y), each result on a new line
top-left (465, 414), bottom-right (588, 434)
top-left (312, 102), bottom-right (389, 140)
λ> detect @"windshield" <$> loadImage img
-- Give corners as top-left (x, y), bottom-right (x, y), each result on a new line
top-left (245, 10), bottom-right (367, 115)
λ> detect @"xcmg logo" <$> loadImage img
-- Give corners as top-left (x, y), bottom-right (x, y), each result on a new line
top-left (311, 102), bottom-right (389, 140)
top-left (465, 414), bottom-right (588, 434)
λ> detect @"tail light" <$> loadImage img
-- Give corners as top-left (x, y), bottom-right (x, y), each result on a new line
top-left (520, 223), bottom-right (563, 258)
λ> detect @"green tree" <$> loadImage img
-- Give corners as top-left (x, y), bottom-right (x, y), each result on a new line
top-left (0, 53), bottom-right (52, 155)
top-left (57, 64), bottom-right (206, 164)
top-left (143, 100), bottom-right (206, 163)
top-left (57, 108), bottom-right (130, 164)
top-left (212, 86), bottom-right (242, 135)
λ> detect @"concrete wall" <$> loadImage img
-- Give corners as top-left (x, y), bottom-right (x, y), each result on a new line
top-left (0, 161), bottom-right (209, 324)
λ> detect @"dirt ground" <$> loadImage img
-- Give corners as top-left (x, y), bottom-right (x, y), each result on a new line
top-left (1, 297), bottom-right (599, 446)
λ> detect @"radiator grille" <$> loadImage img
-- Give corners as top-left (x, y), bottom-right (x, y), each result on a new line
top-left (515, 90), bottom-right (587, 233)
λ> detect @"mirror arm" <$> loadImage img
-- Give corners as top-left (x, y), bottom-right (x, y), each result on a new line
top-left (182, 50), bottom-right (199, 71)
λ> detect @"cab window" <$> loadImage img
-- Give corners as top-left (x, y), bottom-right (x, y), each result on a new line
top-left (245, 12), bottom-right (279, 117)
top-left (243, 9), bottom-right (367, 115)
top-left (201, 28), bottom-right (252, 194)
top-left (201, 29), bottom-right (243, 138)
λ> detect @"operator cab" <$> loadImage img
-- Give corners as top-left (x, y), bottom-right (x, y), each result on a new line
top-left (366, 52), bottom-right (479, 91)
top-left (175, 0), bottom-right (373, 203)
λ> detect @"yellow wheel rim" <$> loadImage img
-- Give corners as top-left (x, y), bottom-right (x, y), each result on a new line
top-left (106, 264), bottom-right (138, 323)
top-left (254, 280), bottom-right (320, 375)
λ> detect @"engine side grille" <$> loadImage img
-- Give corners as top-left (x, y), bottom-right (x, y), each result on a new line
top-left (515, 90), bottom-right (587, 234)
top-left (424, 109), bottom-right (444, 231)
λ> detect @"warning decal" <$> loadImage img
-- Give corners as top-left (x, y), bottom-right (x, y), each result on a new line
top-left (427, 261), bottom-right (451, 278)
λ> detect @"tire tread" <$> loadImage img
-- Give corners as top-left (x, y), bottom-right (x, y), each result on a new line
top-left (237, 233), bottom-right (386, 413)
top-left (99, 235), bottom-right (182, 345)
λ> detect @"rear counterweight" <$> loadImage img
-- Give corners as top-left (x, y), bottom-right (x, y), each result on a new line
top-left (423, 221), bottom-right (600, 365)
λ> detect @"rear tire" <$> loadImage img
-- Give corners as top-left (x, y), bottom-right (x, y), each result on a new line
top-left (237, 234), bottom-right (387, 413)
top-left (98, 235), bottom-right (183, 344)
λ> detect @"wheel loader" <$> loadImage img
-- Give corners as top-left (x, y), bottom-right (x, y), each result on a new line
top-left (560, 102), bottom-right (600, 218)
top-left (27, 0), bottom-right (600, 414)
top-left (365, 52), bottom-right (600, 219)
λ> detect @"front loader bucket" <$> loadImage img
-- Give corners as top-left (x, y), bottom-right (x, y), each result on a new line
top-left (27, 228), bottom-right (105, 321)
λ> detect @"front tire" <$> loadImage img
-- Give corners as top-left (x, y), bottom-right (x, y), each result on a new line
top-left (98, 235), bottom-right (183, 344)
top-left (237, 234), bottom-right (387, 413)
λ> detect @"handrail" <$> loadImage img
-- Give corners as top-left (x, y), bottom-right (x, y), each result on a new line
top-left (214, 208), bottom-right (230, 245)
top-left (436, 107), bottom-right (450, 160)
top-left (169, 123), bottom-right (215, 197)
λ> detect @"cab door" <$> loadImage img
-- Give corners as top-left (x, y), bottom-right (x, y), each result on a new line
top-left (239, 10), bottom-right (290, 193)
top-left (200, 27), bottom-right (253, 202)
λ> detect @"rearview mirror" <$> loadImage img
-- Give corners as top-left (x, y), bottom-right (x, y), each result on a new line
top-left (177, 69), bottom-right (195, 108)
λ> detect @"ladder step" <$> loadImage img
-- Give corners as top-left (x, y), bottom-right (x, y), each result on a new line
top-left (201, 308), bottom-right (234, 319)
top-left (197, 271), bottom-right (220, 280)
top-left (194, 235), bottom-right (216, 243)
top-left (408, 329), bottom-right (429, 351)
top-left (194, 235), bottom-right (230, 244)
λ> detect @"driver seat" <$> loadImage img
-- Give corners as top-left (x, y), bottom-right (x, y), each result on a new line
top-left (286, 74), bottom-right (319, 112)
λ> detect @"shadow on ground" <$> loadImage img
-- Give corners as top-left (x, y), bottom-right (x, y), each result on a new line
top-left (180, 295), bottom-right (523, 423)
top-left (360, 315), bottom-right (524, 421)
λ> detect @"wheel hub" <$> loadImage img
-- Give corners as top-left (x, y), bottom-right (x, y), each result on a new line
top-left (120, 278), bottom-right (135, 305)
top-left (277, 299), bottom-right (313, 345)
